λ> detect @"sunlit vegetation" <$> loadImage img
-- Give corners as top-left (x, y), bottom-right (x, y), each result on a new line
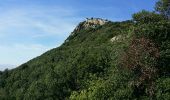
top-left (0, 0), bottom-right (169, 99)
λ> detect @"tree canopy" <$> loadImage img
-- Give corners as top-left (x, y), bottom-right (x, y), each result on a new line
top-left (155, 0), bottom-right (170, 19)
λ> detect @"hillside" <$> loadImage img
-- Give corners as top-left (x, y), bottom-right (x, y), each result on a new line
top-left (0, 1), bottom-right (170, 99)
top-left (0, 16), bottom-right (169, 99)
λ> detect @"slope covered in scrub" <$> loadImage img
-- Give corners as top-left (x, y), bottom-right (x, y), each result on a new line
top-left (0, 0), bottom-right (169, 99)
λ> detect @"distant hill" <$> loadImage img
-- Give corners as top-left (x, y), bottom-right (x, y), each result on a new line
top-left (0, 64), bottom-right (15, 71)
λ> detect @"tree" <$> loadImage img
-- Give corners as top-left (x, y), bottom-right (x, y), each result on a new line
top-left (132, 10), bottom-right (164, 24)
top-left (155, 0), bottom-right (170, 19)
top-left (121, 37), bottom-right (160, 97)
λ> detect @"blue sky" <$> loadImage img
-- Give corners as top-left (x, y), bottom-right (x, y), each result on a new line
top-left (0, 0), bottom-right (158, 70)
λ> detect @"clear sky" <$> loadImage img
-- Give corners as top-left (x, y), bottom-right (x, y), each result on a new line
top-left (0, 0), bottom-right (158, 70)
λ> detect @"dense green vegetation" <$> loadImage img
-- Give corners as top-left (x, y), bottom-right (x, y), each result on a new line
top-left (0, 0), bottom-right (169, 99)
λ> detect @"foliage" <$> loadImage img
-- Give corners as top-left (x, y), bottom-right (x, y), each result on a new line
top-left (155, 0), bottom-right (170, 19)
top-left (155, 77), bottom-right (170, 99)
top-left (132, 10), bottom-right (165, 24)
top-left (121, 37), bottom-right (159, 97)
top-left (0, 1), bottom-right (169, 99)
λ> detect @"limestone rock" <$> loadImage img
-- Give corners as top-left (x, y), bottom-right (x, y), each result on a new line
top-left (73, 18), bottom-right (109, 33)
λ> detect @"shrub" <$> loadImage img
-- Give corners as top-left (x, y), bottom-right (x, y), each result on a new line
top-left (121, 37), bottom-right (160, 97)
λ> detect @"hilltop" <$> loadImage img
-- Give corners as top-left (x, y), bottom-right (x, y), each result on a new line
top-left (74, 18), bottom-right (108, 31)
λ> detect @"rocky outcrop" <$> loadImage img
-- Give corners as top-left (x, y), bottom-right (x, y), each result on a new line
top-left (73, 18), bottom-right (109, 33)
top-left (110, 35), bottom-right (122, 42)
top-left (65, 18), bottom-right (109, 43)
